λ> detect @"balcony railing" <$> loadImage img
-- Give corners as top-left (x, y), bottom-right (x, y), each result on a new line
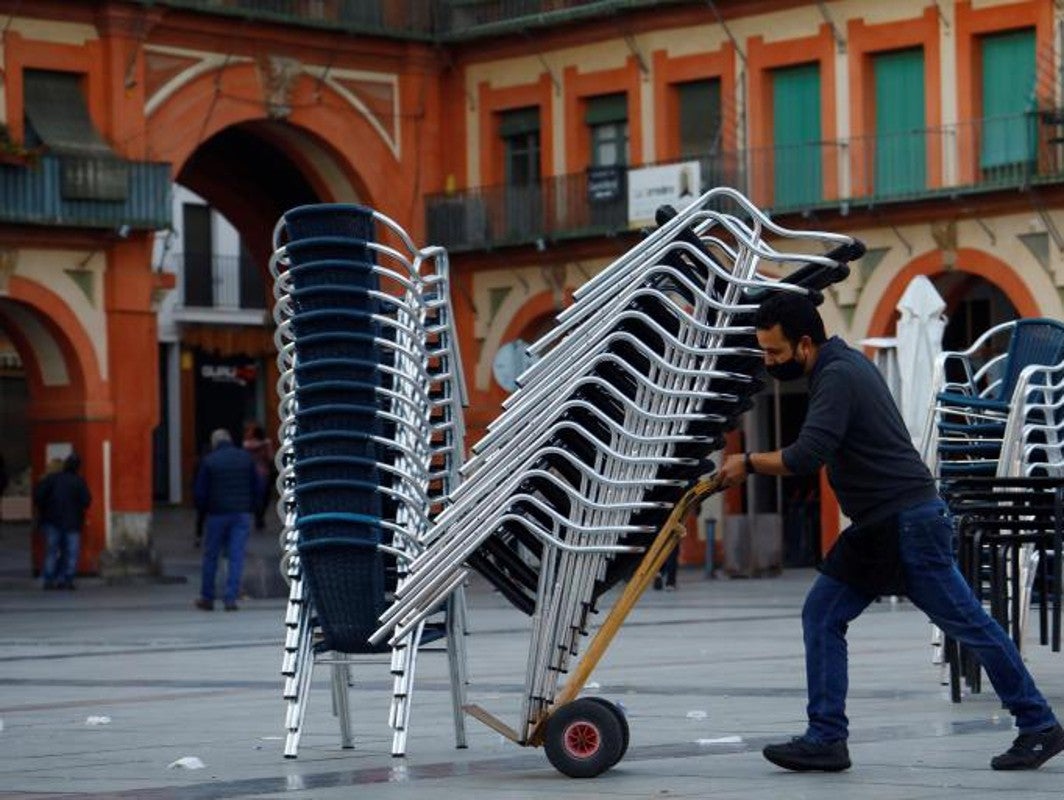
top-left (428, 112), bottom-right (1064, 252)
top-left (0, 155), bottom-right (172, 230)
top-left (180, 252), bottom-right (265, 311)
top-left (132, 0), bottom-right (683, 40)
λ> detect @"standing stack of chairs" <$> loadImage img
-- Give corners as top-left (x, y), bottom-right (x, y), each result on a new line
top-left (271, 204), bottom-right (469, 758)
top-left (921, 318), bottom-right (1064, 478)
top-left (940, 476), bottom-right (1064, 701)
top-left (921, 321), bottom-right (1064, 700)
top-left (370, 188), bottom-right (862, 775)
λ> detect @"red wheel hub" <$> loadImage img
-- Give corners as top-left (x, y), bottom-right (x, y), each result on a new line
top-left (563, 720), bottom-right (601, 758)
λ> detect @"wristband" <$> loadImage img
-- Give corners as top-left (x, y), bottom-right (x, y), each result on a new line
top-left (744, 452), bottom-right (756, 475)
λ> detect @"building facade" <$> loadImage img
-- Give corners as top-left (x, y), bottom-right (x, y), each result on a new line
top-left (1, 0), bottom-right (1061, 573)
top-left (430, 0), bottom-right (1064, 562)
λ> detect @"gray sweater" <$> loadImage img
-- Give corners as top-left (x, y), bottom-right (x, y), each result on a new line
top-left (781, 336), bottom-right (938, 525)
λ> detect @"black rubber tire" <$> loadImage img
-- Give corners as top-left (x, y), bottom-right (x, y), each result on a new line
top-left (585, 697), bottom-right (629, 765)
top-left (543, 697), bottom-right (624, 778)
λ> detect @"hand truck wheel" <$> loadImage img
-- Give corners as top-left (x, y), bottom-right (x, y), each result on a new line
top-left (543, 697), bottom-right (625, 778)
top-left (584, 697), bottom-right (629, 765)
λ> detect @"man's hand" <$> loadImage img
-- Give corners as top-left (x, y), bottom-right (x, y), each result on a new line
top-left (720, 453), bottom-right (749, 488)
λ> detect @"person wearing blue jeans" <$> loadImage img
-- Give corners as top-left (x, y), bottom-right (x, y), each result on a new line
top-left (200, 512), bottom-right (251, 610)
top-left (722, 292), bottom-right (1064, 772)
top-left (42, 524), bottom-right (81, 589)
top-left (194, 429), bottom-right (262, 611)
top-left (34, 454), bottom-right (91, 590)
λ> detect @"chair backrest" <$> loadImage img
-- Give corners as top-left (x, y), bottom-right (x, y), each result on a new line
top-left (997, 318), bottom-right (1064, 403)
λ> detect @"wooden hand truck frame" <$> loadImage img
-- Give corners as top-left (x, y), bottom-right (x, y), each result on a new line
top-left (463, 473), bottom-right (725, 777)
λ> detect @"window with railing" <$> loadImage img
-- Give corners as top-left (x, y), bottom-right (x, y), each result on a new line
top-left (500, 106), bottom-right (542, 242)
top-left (676, 78), bottom-right (723, 193)
top-left (872, 47), bottom-right (927, 198)
top-left (771, 63), bottom-right (822, 208)
top-left (182, 204), bottom-right (213, 307)
top-left (980, 28), bottom-right (1037, 180)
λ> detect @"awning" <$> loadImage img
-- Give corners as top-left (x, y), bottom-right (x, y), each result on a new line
top-left (23, 69), bottom-right (129, 201)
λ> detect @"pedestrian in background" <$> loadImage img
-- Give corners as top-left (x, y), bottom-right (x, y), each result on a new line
top-left (191, 443), bottom-right (207, 548)
top-left (34, 453), bottom-right (91, 590)
top-left (194, 428), bottom-right (262, 611)
top-left (653, 545), bottom-right (679, 591)
top-left (0, 452), bottom-right (8, 527)
top-left (242, 422), bottom-right (274, 530)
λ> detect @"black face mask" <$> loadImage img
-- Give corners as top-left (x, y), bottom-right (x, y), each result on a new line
top-left (766, 350), bottom-right (806, 382)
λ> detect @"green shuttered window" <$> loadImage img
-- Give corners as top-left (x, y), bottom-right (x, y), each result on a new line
top-left (772, 63), bottom-right (821, 208)
top-left (874, 48), bottom-right (926, 198)
top-left (981, 28), bottom-right (1036, 172)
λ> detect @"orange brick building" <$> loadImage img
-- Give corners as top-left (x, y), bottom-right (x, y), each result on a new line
top-left (2, 0), bottom-right (1062, 573)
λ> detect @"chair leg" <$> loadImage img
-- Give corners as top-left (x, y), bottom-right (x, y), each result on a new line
top-left (944, 635), bottom-right (962, 703)
top-left (284, 603), bottom-right (315, 758)
top-left (446, 590), bottom-right (469, 748)
top-left (390, 626), bottom-right (421, 757)
top-left (331, 658), bottom-right (354, 749)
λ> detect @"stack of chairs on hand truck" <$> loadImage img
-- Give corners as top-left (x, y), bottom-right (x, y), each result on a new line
top-left (921, 320), bottom-right (1064, 700)
top-left (271, 204), bottom-right (469, 758)
top-left (370, 188), bottom-right (862, 777)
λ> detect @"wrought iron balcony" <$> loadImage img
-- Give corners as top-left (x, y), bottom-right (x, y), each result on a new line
top-left (427, 112), bottom-right (1064, 252)
top-left (0, 154), bottom-right (172, 230)
top-left (172, 251), bottom-right (267, 315)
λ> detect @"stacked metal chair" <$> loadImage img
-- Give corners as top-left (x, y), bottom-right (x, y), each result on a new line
top-left (371, 188), bottom-right (861, 776)
top-left (271, 204), bottom-right (469, 758)
top-left (921, 318), bottom-right (1064, 478)
top-left (921, 322), bottom-right (1064, 699)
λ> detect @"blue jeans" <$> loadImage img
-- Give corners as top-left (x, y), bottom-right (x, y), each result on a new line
top-left (200, 512), bottom-right (251, 604)
top-left (803, 497), bottom-right (1058, 743)
top-left (42, 524), bottom-right (80, 585)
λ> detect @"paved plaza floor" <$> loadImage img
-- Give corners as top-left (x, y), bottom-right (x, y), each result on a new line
top-left (1, 507), bottom-right (1063, 799)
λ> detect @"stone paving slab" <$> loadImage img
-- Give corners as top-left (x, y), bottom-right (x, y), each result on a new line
top-left (1, 508), bottom-right (1064, 799)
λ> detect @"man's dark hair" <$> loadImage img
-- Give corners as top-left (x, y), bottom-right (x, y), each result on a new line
top-left (754, 292), bottom-right (827, 346)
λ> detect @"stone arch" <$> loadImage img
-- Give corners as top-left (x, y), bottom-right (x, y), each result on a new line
top-left (864, 247), bottom-right (1041, 340)
top-left (144, 63), bottom-right (413, 218)
top-left (0, 281), bottom-right (111, 571)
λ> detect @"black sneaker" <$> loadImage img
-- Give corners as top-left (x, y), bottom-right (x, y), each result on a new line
top-left (763, 736), bottom-right (851, 772)
top-left (991, 724), bottom-right (1064, 770)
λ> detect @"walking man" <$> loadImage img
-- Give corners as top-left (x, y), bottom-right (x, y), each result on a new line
top-left (721, 292), bottom-right (1064, 772)
top-left (34, 453), bottom-right (91, 590)
top-left (194, 428), bottom-right (262, 611)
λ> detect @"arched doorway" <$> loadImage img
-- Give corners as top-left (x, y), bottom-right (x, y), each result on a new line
top-left (154, 118), bottom-right (372, 505)
top-left (934, 272), bottom-right (1019, 352)
top-left (0, 288), bottom-right (109, 575)
top-left (0, 330), bottom-right (29, 525)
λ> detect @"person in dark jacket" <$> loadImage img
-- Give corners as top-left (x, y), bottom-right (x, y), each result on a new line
top-left (34, 453), bottom-right (91, 590)
top-left (721, 292), bottom-right (1064, 773)
top-left (193, 428), bottom-right (262, 611)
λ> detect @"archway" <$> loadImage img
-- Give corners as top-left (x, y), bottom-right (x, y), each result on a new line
top-left (156, 116), bottom-right (378, 506)
top-left (867, 247), bottom-right (1039, 340)
top-left (0, 288), bottom-right (109, 575)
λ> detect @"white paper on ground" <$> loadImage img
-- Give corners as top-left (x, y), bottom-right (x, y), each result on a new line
top-left (85, 716), bottom-right (111, 726)
top-left (167, 756), bottom-right (206, 770)
top-left (697, 735), bottom-right (743, 745)
top-left (686, 710), bottom-right (707, 720)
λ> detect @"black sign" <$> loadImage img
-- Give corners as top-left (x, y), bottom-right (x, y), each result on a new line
top-left (586, 165), bottom-right (623, 204)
